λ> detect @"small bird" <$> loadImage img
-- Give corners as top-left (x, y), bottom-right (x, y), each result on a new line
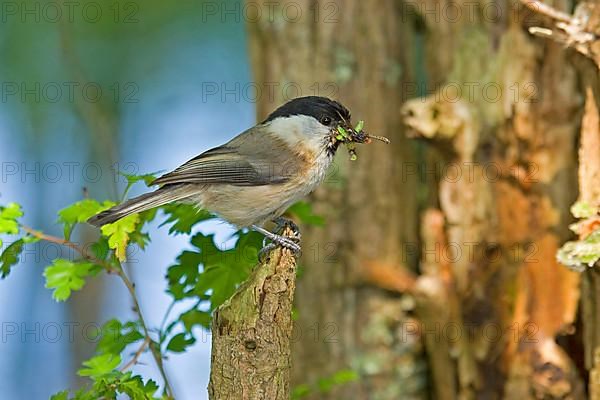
top-left (87, 96), bottom-right (387, 253)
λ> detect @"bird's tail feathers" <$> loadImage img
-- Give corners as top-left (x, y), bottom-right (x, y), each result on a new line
top-left (87, 186), bottom-right (192, 227)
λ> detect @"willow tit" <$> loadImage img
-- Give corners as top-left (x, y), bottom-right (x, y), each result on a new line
top-left (88, 96), bottom-right (388, 253)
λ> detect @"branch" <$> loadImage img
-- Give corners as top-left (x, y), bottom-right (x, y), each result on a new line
top-left (520, 0), bottom-right (600, 67)
top-left (208, 232), bottom-right (298, 400)
top-left (21, 226), bottom-right (175, 398)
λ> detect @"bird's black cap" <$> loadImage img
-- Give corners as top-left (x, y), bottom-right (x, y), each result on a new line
top-left (262, 96), bottom-right (351, 125)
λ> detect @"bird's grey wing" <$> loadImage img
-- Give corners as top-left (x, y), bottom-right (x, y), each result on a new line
top-left (150, 143), bottom-right (292, 187)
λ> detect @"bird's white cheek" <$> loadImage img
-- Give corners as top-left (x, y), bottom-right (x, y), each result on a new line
top-left (266, 115), bottom-right (330, 153)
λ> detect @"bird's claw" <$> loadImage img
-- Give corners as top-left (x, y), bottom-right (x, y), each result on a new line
top-left (258, 243), bottom-right (277, 263)
top-left (253, 223), bottom-right (301, 262)
top-left (258, 236), bottom-right (301, 262)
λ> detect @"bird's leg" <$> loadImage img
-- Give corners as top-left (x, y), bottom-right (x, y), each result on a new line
top-left (272, 217), bottom-right (301, 240)
top-left (252, 225), bottom-right (301, 258)
top-left (258, 243), bottom-right (278, 263)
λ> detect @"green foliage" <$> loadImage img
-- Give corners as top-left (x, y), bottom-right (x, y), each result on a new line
top-left (191, 231), bottom-right (261, 309)
top-left (44, 259), bottom-right (101, 301)
top-left (58, 199), bottom-right (115, 240)
top-left (79, 353), bottom-right (122, 378)
top-left (118, 170), bottom-right (161, 200)
top-left (318, 369), bottom-right (359, 393)
top-left (101, 214), bottom-right (141, 262)
top-left (166, 332), bottom-right (196, 353)
top-left (160, 203), bottom-right (212, 234)
top-left (0, 239), bottom-right (24, 278)
top-left (0, 172), bottom-right (326, 398)
top-left (287, 201), bottom-right (325, 226)
top-left (50, 391), bottom-right (69, 400)
top-left (0, 202), bottom-right (23, 235)
top-left (180, 308), bottom-right (212, 331)
top-left (97, 319), bottom-right (144, 355)
top-left (292, 369), bottom-right (359, 399)
top-left (0, 203), bottom-right (33, 278)
top-left (55, 371), bottom-right (160, 400)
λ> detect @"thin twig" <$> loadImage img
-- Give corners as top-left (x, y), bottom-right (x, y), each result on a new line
top-left (21, 226), bottom-right (95, 260)
top-left (21, 225), bottom-right (175, 398)
top-left (159, 300), bottom-right (177, 345)
top-left (519, 0), bottom-right (572, 23)
top-left (120, 336), bottom-right (151, 371)
top-left (117, 267), bottom-right (175, 398)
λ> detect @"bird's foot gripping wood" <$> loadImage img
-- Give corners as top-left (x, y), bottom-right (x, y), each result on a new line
top-left (253, 224), bottom-right (301, 262)
top-left (272, 217), bottom-right (301, 240)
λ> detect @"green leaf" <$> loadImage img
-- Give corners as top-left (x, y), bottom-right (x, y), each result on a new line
top-left (1, 239), bottom-right (24, 278)
top-left (50, 391), bottom-right (69, 400)
top-left (101, 214), bottom-right (140, 262)
top-left (116, 373), bottom-right (160, 399)
top-left (0, 202), bottom-right (23, 235)
top-left (44, 259), bottom-right (99, 301)
top-left (160, 203), bottom-right (212, 235)
top-left (330, 369), bottom-right (359, 384)
top-left (119, 171), bottom-right (160, 188)
top-left (166, 250), bottom-right (204, 300)
top-left (571, 201), bottom-right (599, 219)
top-left (180, 309), bottom-right (211, 331)
top-left (91, 237), bottom-right (110, 260)
top-left (286, 202), bottom-right (325, 226)
top-left (292, 384), bottom-right (312, 399)
top-left (58, 199), bottom-right (115, 240)
top-left (78, 353), bottom-right (121, 378)
top-left (166, 332), bottom-right (196, 353)
top-left (317, 369), bottom-right (358, 393)
top-left (1, 202), bottom-right (23, 219)
top-left (97, 320), bottom-right (143, 355)
top-left (192, 231), bottom-right (260, 309)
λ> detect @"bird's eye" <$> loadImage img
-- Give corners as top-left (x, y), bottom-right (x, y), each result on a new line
top-left (320, 116), bottom-right (332, 125)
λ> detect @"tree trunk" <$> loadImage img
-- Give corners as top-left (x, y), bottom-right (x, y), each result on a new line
top-left (208, 245), bottom-right (298, 400)
top-left (247, 1), bottom-right (427, 399)
top-left (246, 0), bottom-right (593, 399)
top-left (401, 0), bottom-right (585, 398)
top-left (569, 2), bottom-right (600, 396)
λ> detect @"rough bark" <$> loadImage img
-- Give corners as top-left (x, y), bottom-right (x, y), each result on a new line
top-left (208, 242), bottom-right (298, 400)
top-left (247, 1), bottom-right (427, 399)
top-left (246, 0), bottom-right (594, 399)
top-left (400, 0), bottom-right (584, 398)
top-left (574, 4), bottom-right (600, 396)
top-left (521, 0), bottom-right (600, 397)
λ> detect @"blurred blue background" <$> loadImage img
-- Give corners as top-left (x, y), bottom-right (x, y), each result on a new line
top-left (0, 1), bottom-right (255, 398)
